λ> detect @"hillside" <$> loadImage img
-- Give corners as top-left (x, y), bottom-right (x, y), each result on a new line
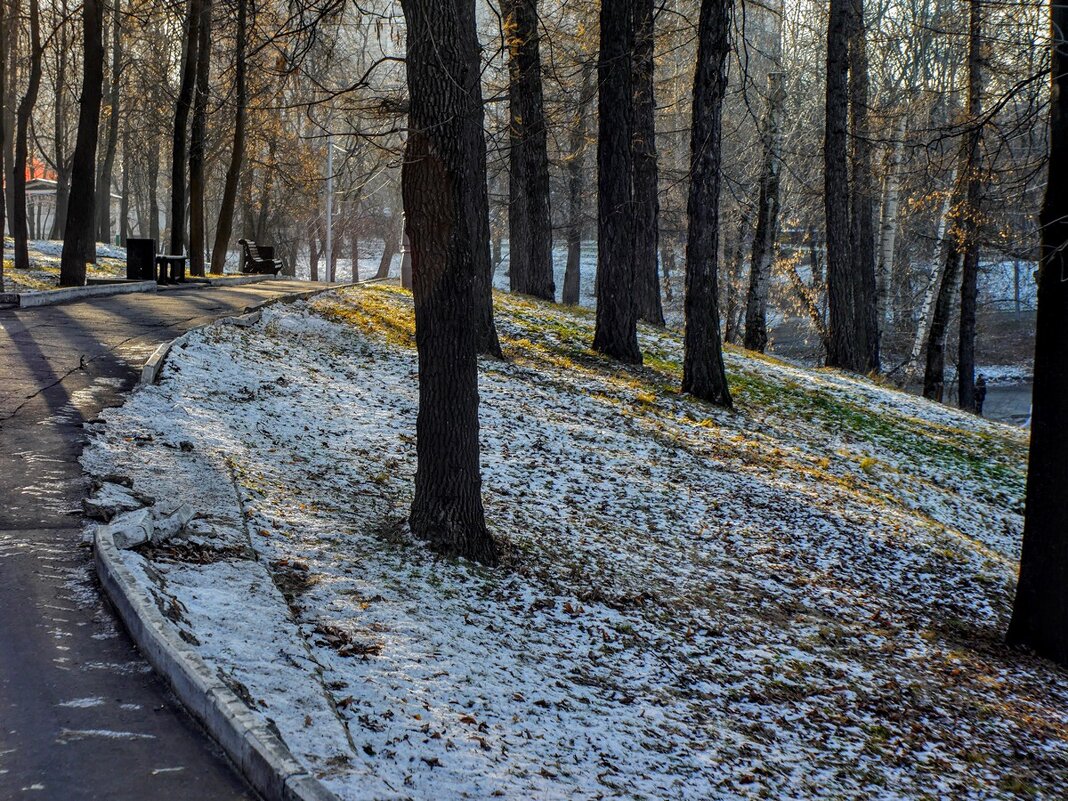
top-left (82, 284), bottom-right (1066, 800)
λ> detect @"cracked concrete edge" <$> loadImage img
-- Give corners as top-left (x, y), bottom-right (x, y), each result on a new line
top-left (17, 280), bottom-right (159, 307)
top-left (93, 524), bottom-right (339, 801)
top-left (139, 282), bottom-right (371, 386)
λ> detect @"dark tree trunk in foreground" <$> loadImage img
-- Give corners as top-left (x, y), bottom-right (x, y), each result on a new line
top-left (13, 0), bottom-right (42, 272)
top-left (593, 0), bottom-right (641, 363)
top-left (743, 72), bottom-right (786, 353)
top-left (824, 0), bottom-right (861, 370)
top-left (60, 0), bottom-right (105, 286)
top-left (401, 0), bottom-right (498, 565)
top-left (681, 0), bottom-right (732, 407)
top-left (170, 0), bottom-right (202, 255)
top-left (211, 0), bottom-right (247, 275)
top-left (957, 0), bottom-right (984, 412)
top-left (505, 0), bottom-right (554, 301)
top-left (1008, 0), bottom-right (1068, 666)
top-left (632, 0), bottom-right (663, 325)
top-left (96, 0), bottom-right (122, 244)
top-left (188, 0), bottom-right (212, 276)
top-left (848, 0), bottom-right (879, 371)
top-left (562, 62), bottom-right (595, 306)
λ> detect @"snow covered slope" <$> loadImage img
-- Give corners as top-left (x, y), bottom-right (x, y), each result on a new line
top-left (83, 283), bottom-right (1065, 800)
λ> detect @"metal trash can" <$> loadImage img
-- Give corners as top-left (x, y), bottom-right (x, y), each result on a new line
top-left (126, 238), bottom-right (156, 280)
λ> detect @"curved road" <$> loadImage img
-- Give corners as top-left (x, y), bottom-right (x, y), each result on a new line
top-left (0, 280), bottom-right (330, 800)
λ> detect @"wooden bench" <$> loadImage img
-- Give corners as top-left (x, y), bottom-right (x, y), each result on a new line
top-left (238, 239), bottom-right (284, 275)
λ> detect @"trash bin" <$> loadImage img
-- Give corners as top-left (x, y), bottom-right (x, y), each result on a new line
top-left (126, 238), bottom-right (156, 280)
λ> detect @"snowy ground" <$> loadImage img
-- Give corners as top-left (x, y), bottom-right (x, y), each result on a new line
top-left (82, 284), bottom-right (1068, 800)
top-left (2, 239), bottom-right (127, 292)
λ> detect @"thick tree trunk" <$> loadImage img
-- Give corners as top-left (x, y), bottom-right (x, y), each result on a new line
top-left (12, 0), bottom-right (42, 272)
top-left (59, 0), bottom-right (105, 286)
top-left (562, 62), bottom-right (594, 306)
top-left (188, 0), bottom-right (212, 276)
top-left (1007, 0), bottom-right (1068, 666)
top-left (95, 0), bottom-right (121, 244)
top-left (401, 0), bottom-right (498, 565)
top-left (169, 0), bottom-right (202, 255)
top-left (681, 0), bottom-right (732, 407)
top-left (743, 72), bottom-right (786, 353)
top-left (504, 0), bottom-right (554, 301)
top-left (848, 0), bottom-right (879, 371)
top-left (593, 0), bottom-right (641, 363)
top-left (3, 0), bottom-right (16, 231)
top-left (632, 0), bottom-right (663, 325)
top-left (922, 242), bottom-right (962, 401)
top-left (211, 0), bottom-right (247, 275)
top-left (957, 0), bottom-right (984, 412)
top-left (824, 0), bottom-right (860, 370)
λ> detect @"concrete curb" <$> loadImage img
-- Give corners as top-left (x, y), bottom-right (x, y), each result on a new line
top-left (93, 529), bottom-right (337, 801)
top-left (16, 280), bottom-right (158, 307)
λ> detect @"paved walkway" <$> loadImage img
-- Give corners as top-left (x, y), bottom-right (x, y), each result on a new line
top-left (0, 280), bottom-right (330, 799)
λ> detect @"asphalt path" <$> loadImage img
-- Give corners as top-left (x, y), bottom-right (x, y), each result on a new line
top-left (0, 280), bottom-right (330, 800)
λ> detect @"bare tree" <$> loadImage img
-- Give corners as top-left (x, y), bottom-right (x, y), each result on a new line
top-left (12, 0), bottom-right (42, 271)
top-left (682, 0), bottom-right (732, 407)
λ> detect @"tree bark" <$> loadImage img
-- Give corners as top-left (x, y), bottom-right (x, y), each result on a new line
top-left (593, 0), bottom-right (641, 363)
top-left (743, 72), bottom-right (786, 353)
top-left (1007, 0), bottom-right (1068, 666)
top-left (59, 0), bottom-right (105, 286)
top-left (824, 0), bottom-right (861, 370)
top-left (188, 0), bottom-right (212, 276)
top-left (3, 0), bottom-right (16, 231)
top-left (632, 0), bottom-right (663, 325)
top-left (562, 61), bottom-right (594, 306)
top-left (504, 0), bottom-right (554, 301)
top-left (119, 118), bottom-right (130, 242)
top-left (12, 0), bottom-right (42, 272)
top-left (148, 136), bottom-right (160, 243)
top-left (876, 114), bottom-right (906, 331)
top-left (49, 0), bottom-right (71, 239)
top-left (169, 0), bottom-right (202, 255)
top-left (0, 0), bottom-right (8, 260)
top-left (957, 0), bottom-right (983, 412)
top-left (848, 0), bottom-right (879, 371)
top-left (681, 0), bottom-right (732, 407)
top-left (401, 0), bottom-right (498, 565)
top-left (376, 213), bottom-right (399, 278)
top-left (211, 0), bottom-right (247, 275)
top-left (95, 0), bottom-right (121, 244)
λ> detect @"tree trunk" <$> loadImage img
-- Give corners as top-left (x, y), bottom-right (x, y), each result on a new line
top-left (169, 0), bottom-right (202, 255)
top-left (188, 0), bottom-right (212, 276)
top-left (50, 2), bottom-right (70, 239)
top-left (95, 0), bottom-right (121, 244)
top-left (148, 137), bottom-right (160, 243)
top-left (1007, 0), bottom-right (1068, 666)
top-left (824, 0), bottom-right (860, 370)
top-left (681, 0), bottom-right (732, 407)
top-left (723, 210), bottom-right (749, 344)
top-left (211, 0), bottom-right (246, 275)
top-left (743, 71), bottom-right (786, 353)
top-left (376, 214), bottom-right (399, 278)
top-left (0, 0), bottom-right (8, 258)
top-left (593, 0), bottom-right (641, 363)
top-left (562, 61), bottom-right (594, 306)
top-left (12, 0), bottom-right (42, 272)
top-left (922, 241), bottom-right (961, 401)
top-left (504, 0), bottom-right (554, 300)
top-left (876, 114), bottom-right (906, 331)
top-left (632, 0), bottom-right (663, 325)
top-left (401, 0), bottom-right (498, 565)
top-left (3, 0), bottom-right (17, 232)
top-left (119, 118), bottom-right (130, 243)
top-left (957, 0), bottom-right (984, 412)
top-left (59, 0), bottom-right (105, 286)
top-left (308, 222), bottom-right (319, 282)
top-left (848, 0), bottom-right (879, 371)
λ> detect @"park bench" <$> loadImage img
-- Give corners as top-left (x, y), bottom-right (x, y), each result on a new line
top-left (238, 239), bottom-right (285, 275)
